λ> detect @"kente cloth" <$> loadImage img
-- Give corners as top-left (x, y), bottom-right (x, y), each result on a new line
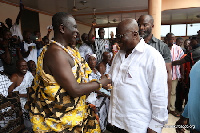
top-left (28, 44), bottom-right (101, 133)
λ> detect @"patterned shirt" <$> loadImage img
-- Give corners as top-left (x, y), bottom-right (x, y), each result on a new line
top-left (170, 44), bottom-right (184, 80)
top-left (95, 39), bottom-right (110, 63)
top-left (0, 74), bottom-right (12, 97)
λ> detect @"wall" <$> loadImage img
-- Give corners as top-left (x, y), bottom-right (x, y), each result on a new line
top-left (39, 14), bottom-right (90, 39)
top-left (162, 0), bottom-right (200, 11)
top-left (77, 23), bottom-right (91, 36)
top-left (0, 2), bottom-right (90, 41)
top-left (39, 13), bottom-right (54, 40)
top-left (0, 2), bottom-right (20, 27)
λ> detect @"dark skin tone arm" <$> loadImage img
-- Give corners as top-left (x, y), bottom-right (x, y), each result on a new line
top-left (46, 28), bottom-right (52, 39)
top-left (43, 44), bottom-right (110, 98)
top-left (166, 62), bottom-right (172, 110)
top-left (172, 58), bottom-right (187, 66)
top-left (16, 47), bottom-right (23, 60)
top-left (88, 24), bottom-right (95, 44)
top-left (8, 74), bottom-right (27, 98)
top-left (22, 46), bottom-right (32, 58)
top-left (16, 3), bottom-right (24, 25)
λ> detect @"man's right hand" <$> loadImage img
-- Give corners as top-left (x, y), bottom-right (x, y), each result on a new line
top-left (175, 116), bottom-right (188, 133)
top-left (100, 75), bottom-right (111, 87)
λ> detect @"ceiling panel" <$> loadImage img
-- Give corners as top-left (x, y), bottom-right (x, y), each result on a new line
top-left (1, 0), bottom-right (200, 25)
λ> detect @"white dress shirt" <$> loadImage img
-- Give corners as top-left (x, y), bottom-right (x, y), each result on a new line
top-left (108, 39), bottom-right (168, 133)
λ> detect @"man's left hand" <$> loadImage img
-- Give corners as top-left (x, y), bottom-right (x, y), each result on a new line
top-left (147, 128), bottom-right (157, 133)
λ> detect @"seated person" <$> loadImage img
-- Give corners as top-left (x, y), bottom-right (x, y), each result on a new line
top-left (8, 59), bottom-right (34, 131)
top-left (87, 54), bottom-right (110, 132)
top-left (97, 52), bottom-right (111, 75)
top-left (27, 60), bottom-right (36, 76)
top-left (79, 33), bottom-right (94, 59)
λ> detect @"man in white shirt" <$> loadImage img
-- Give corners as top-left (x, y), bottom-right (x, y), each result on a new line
top-left (109, 19), bottom-right (168, 133)
top-left (21, 31), bottom-right (37, 64)
top-left (5, 3), bottom-right (24, 41)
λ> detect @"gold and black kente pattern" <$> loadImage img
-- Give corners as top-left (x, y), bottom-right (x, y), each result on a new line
top-left (27, 44), bottom-right (101, 133)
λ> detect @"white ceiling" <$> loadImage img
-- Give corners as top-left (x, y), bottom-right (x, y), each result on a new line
top-left (1, 0), bottom-right (200, 26)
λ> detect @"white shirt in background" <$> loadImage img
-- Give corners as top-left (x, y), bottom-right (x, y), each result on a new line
top-left (10, 23), bottom-right (23, 41)
top-left (108, 39), bottom-right (168, 133)
top-left (23, 42), bottom-right (37, 65)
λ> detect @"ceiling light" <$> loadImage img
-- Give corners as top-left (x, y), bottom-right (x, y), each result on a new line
top-left (80, 0), bottom-right (87, 5)
top-left (196, 15), bottom-right (200, 18)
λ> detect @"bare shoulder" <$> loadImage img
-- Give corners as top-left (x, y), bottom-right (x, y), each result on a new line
top-left (43, 44), bottom-right (74, 74)
top-left (10, 73), bottom-right (18, 81)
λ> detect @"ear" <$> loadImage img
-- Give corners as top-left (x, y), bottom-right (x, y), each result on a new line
top-left (152, 24), bottom-right (154, 28)
top-left (132, 31), bottom-right (138, 39)
top-left (59, 24), bottom-right (65, 34)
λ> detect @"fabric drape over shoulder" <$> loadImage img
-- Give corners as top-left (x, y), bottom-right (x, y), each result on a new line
top-left (27, 44), bottom-right (100, 133)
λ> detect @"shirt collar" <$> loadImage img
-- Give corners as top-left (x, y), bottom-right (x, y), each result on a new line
top-left (149, 35), bottom-right (158, 43)
top-left (134, 38), bottom-right (145, 53)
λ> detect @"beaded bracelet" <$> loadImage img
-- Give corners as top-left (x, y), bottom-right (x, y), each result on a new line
top-left (90, 79), bottom-right (102, 90)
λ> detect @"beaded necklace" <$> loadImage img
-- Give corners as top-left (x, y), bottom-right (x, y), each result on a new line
top-left (50, 40), bottom-right (87, 82)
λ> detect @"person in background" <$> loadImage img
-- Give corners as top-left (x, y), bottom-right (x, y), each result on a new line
top-left (27, 60), bottom-right (36, 76)
top-left (21, 31), bottom-right (37, 64)
top-left (79, 33), bottom-right (94, 59)
top-left (87, 54), bottom-right (110, 132)
top-left (166, 33), bottom-right (184, 117)
top-left (176, 37), bottom-right (185, 53)
top-left (5, 3), bottom-right (24, 41)
top-left (172, 36), bottom-right (200, 66)
top-left (175, 60), bottom-right (200, 133)
top-left (8, 59), bottom-right (34, 132)
top-left (97, 52), bottom-right (111, 75)
top-left (109, 18), bottom-right (168, 133)
top-left (137, 15), bottom-right (172, 110)
top-left (184, 39), bottom-right (191, 54)
top-left (0, 30), bottom-right (23, 76)
top-left (89, 24), bottom-right (110, 64)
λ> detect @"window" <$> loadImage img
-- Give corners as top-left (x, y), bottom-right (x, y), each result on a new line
top-left (171, 24), bottom-right (186, 36)
top-left (95, 27), bottom-right (117, 39)
top-left (161, 25), bottom-right (170, 37)
top-left (187, 23), bottom-right (200, 36)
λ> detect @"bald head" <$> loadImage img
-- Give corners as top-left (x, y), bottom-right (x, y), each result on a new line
top-left (117, 19), bottom-right (140, 53)
top-left (138, 15), bottom-right (154, 25)
top-left (137, 15), bottom-right (154, 39)
top-left (118, 19), bottom-right (139, 33)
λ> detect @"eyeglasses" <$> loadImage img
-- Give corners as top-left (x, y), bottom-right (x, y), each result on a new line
top-left (115, 31), bottom-right (138, 39)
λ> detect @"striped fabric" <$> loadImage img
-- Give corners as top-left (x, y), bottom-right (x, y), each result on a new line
top-left (95, 39), bottom-right (110, 63)
top-left (170, 44), bottom-right (184, 80)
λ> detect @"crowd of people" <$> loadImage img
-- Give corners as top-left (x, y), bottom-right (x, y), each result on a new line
top-left (0, 5), bottom-right (200, 133)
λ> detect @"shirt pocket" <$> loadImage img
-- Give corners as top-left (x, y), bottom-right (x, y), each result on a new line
top-left (123, 67), bottom-right (139, 85)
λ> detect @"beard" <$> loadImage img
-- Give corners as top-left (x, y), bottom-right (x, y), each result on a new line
top-left (139, 28), bottom-right (152, 39)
